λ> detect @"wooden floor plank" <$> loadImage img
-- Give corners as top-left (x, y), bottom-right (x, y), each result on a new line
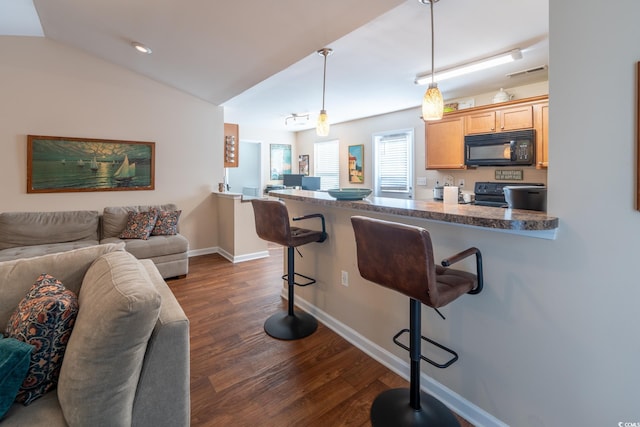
top-left (168, 248), bottom-right (474, 427)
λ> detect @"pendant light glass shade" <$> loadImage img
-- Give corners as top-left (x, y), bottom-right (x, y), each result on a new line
top-left (316, 48), bottom-right (333, 136)
top-left (317, 109), bottom-right (330, 136)
top-left (422, 83), bottom-right (443, 120)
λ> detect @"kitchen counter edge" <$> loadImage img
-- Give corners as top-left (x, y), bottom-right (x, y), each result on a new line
top-left (270, 189), bottom-right (559, 240)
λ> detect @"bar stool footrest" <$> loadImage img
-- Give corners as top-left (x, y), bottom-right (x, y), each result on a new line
top-left (282, 272), bottom-right (316, 287)
top-left (393, 328), bottom-right (459, 369)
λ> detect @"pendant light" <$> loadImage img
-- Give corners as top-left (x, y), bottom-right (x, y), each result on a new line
top-left (419, 0), bottom-right (443, 121)
top-left (317, 48), bottom-right (333, 136)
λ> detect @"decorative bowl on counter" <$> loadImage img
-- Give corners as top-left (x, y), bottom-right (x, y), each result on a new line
top-left (327, 188), bottom-right (372, 200)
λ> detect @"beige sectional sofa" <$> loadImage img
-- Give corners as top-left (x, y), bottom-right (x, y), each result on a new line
top-left (1, 243), bottom-right (190, 426)
top-left (0, 204), bottom-right (189, 279)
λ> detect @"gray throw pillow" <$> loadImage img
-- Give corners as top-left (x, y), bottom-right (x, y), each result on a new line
top-left (57, 251), bottom-right (161, 426)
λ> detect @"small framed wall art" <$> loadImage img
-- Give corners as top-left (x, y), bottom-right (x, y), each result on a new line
top-left (348, 144), bottom-right (364, 184)
top-left (298, 154), bottom-right (309, 175)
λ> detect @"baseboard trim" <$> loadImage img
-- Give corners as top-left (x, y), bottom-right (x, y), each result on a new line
top-left (212, 247), bottom-right (270, 264)
top-left (188, 247), bottom-right (218, 257)
top-left (231, 251), bottom-right (270, 263)
top-left (287, 291), bottom-right (508, 427)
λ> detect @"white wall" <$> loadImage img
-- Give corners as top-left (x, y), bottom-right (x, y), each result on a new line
top-left (0, 37), bottom-right (223, 251)
top-left (291, 3), bottom-right (640, 425)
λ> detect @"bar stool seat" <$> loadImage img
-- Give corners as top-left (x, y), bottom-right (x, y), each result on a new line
top-left (351, 215), bottom-right (483, 427)
top-left (251, 198), bottom-right (327, 340)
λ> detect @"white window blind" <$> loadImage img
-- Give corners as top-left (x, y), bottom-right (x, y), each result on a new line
top-left (374, 130), bottom-right (413, 198)
top-left (314, 140), bottom-right (339, 190)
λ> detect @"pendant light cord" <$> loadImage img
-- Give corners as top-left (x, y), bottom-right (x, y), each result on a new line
top-left (321, 51), bottom-right (328, 110)
top-left (430, 0), bottom-right (435, 86)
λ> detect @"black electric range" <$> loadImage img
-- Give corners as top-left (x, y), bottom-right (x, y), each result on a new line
top-left (473, 182), bottom-right (545, 207)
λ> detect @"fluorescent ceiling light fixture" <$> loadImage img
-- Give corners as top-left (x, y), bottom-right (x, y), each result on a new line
top-left (415, 48), bottom-right (522, 85)
top-left (132, 42), bottom-right (152, 54)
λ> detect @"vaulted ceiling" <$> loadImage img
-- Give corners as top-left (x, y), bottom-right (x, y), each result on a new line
top-left (1, 0), bottom-right (548, 132)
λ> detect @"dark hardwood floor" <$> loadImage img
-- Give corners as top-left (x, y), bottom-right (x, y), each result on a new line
top-left (168, 246), bottom-right (473, 427)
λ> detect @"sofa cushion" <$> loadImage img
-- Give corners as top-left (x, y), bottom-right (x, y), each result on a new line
top-left (0, 211), bottom-right (100, 251)
top-left (118, 210), bottom-right (158, 240)
top-left (0, 242), bottom-right (125, 328)
top-left (5, 274), bottom-right (78, 405)
top-left (0, 241), bottom-right (99, 262)
top-left (102, 204), bottom-right (178, 239)
top-left (57, 251), bottom-right (161, 426)
top-left (0, 337), bottom-right (33, 418)
top-left (102, 233), bottom-right (189, 260)
top-left (151, 210), bottom-right (181, 236)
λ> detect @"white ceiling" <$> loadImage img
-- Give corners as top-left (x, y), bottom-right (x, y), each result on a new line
top-left (1, 0), bottom-right (548, 133)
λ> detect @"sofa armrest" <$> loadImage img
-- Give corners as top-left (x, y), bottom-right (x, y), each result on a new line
top-left (133, 260), bottom-right (190, 427)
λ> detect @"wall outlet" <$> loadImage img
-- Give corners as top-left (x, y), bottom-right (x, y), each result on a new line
top-left (417, 176), bottom-right (427, 186)
top-left (341, 270), bottom-right (349, 287)
top-left (458, 179), bottom-right (465, 188)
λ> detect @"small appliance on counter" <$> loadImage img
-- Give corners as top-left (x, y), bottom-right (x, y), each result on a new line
top-left (473, 182), bottom-right (545, 208)
top-left (433, 184), bottom-right (444, 200)
top-left (503, 186), bottom-right (547, 211)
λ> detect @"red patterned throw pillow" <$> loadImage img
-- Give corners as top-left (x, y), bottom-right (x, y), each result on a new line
top-left (118, 210), bottom-right (158, 240)
top-left (151, 210), bottom-right (181, 236)
top-left (5, 274), bottom-right (79, 405)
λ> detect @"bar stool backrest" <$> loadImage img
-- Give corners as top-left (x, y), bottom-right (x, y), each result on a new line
top-left (251, 199), bottom-right (292, 247)
top-left (351, 216), bottom-right (442, 307)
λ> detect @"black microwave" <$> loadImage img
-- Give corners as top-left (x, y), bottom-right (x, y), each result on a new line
top-left (464, 129), bottom-right (535, 166)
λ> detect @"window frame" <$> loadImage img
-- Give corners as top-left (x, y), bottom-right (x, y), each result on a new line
top-left (372, 128), bottom-right (414, 199)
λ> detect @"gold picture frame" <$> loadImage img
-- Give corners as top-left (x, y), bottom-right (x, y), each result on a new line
top-left (27, 135), bottom-right (155, 193)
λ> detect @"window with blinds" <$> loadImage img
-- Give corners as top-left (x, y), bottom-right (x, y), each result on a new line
top-left (314, 140), bottom-right (339, 190)
top-left (373, 129), bottom-right (414, 199)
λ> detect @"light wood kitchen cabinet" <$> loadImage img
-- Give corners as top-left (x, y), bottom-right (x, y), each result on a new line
top-left (534, 102), bottom-right (549, 168)
top-left (426, 117), bottom-right (465, 169)
top-left (465, 105), bottom-right (533, 134)
top-left (424, 95), bottom-right (548, 170)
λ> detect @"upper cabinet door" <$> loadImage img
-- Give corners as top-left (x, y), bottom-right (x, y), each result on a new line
top-left (465, 111), bottom-right (496, 134)
top-left (499, 105), bottom-right (533, 131)
top-left (426, 117), bottom-right (465, 169)
top-left (534, 102), bottom-right (549, 168)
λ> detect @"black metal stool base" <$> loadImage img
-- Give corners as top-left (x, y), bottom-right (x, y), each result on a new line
top-left (370, 388), bottom-right (460, 427)
top-left (263, 310), bottom-right (318, 340)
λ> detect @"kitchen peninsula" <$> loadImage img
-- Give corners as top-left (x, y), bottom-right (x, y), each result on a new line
top-left (270, 189), bottom-right (558, 239)
top-left (265, 188), bottom-right (558, 425)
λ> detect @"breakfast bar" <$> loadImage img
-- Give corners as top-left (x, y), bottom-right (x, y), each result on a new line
top-left (269, 189), bottom-right (559, 240)
top-left (260, 188), bottom-right (559, 421)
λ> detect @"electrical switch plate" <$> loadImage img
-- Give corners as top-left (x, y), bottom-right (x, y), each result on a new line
top-left (417, 177), bottom-right (427, 186)
top-left (341, 271), bottom-right (349, 286)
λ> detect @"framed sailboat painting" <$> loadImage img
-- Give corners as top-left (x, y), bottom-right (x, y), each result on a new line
top-left (27, 135), bottom-right (155, 193)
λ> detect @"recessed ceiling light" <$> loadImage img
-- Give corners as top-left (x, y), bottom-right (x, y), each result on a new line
top-left (132, 42), bottom-right (152, 54)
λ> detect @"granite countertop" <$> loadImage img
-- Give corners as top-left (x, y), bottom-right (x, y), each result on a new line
top-left (270, 189), bottom-right (559, 239)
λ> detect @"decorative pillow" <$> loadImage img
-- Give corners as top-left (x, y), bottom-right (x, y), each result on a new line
top-left (151, 210), bottom-right (181, 236)
top-left (5, 274), bottom-right (79, 405)
top-left (0, 337), bottom-right (33, 418)
top-left (118, 210), bottom-right (158, 240)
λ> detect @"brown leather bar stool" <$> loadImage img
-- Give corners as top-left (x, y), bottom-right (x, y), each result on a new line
top-left (351, 215), bottom-right (483, 427)
top-left (251, 198), bottom-right (327, 340)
